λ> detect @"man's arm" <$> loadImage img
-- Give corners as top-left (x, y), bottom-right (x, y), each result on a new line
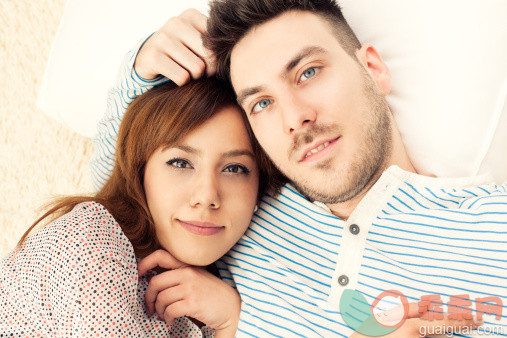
top-left (90, 9), bottom-right (213, 191)
top-left (90, 44), bottom-right (168, 190)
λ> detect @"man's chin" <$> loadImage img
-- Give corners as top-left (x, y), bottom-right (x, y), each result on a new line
top-left (291, 169), bottom-right (374, 205)
top-left (291, 180), bottom-right (347, 204)
top-left (306, 187), bottom-right (359, 205)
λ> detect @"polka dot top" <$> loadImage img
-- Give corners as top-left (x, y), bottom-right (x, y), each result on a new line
top-left (0, 202), bottom-right (214, 337)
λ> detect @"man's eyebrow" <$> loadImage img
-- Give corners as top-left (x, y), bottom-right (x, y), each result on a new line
top-left (283, 46), bottom-right (328, 76)
top-left (236, 86), bottom-right (264, 108)
top-left (236, 46), bottom-right (328, 107)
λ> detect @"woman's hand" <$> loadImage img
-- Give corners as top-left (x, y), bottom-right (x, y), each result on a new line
top-left (134, 9), bottom-right (216, 85)
top-left (138, 250), bottom-right (240, 337)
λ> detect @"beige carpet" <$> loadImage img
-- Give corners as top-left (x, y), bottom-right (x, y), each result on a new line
top-left (0, 0), bottom-right (94, 258)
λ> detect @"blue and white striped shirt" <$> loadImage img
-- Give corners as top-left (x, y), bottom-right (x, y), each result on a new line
top-left (91, 45), bottom-right (507, 337)
top-left (218, 168), bottom-right (507, 337)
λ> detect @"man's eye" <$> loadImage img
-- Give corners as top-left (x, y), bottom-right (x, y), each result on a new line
top-left (252, 99), bottom-right (272, 113)
top-left (223, 164), bottom-right (250, 174)
top-left (166, 159), bottom-right (192, 169)
top-left (299, 67), bottom-right (319, 82)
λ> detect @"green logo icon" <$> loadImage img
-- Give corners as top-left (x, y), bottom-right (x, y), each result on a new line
top-left (340, 289), bottom-right (409, 336)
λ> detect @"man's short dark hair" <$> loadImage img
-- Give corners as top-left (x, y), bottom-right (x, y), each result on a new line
top-left (205, 0), bottom-right (362, 82)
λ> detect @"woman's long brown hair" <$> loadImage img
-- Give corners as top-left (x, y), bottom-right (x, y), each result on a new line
top-left (18, 78), bottom-right (286, 258)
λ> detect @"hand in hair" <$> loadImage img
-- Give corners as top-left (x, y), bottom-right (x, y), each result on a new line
top-left (139, 250), bottom-right (240, 337)
top-left (134, 9), bottom-right (216, 85)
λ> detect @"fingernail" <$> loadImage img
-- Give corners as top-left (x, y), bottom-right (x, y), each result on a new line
top-left (472, 315), bottom-right (484, 326)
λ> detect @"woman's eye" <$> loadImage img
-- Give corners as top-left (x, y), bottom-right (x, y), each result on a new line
top-left (252, 99), bottom-right (272, 113)
top-left (166, 159), bottom-right (192, 169)
top-left (299, 67), bottom-right (319, 82)
top-left (224, 164), bottom-right (250, 174)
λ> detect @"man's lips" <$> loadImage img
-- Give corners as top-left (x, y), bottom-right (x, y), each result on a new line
top-left (299, 137), bottom-right (340, 162)
top-left (178, 220), bottom-right (224, 236)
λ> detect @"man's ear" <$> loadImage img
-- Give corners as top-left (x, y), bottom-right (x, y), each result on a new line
top-left (355, 43), bottom-right (391, 96)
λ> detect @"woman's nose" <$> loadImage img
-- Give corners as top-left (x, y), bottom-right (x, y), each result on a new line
top-left (189, 172), bottom-right (221, 209)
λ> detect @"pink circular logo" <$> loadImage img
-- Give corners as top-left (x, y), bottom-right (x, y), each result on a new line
top-left (371, 290), bottom-right (409, 328)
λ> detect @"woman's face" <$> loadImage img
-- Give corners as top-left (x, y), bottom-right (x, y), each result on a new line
top-left (143, 106), bottom-right (259, 266)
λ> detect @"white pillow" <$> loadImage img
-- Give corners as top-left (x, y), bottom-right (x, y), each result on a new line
top-left (37, 0), bottom-right (507, 183)
top-left (340, 0), bottom-right (507, 183)
top-left (37, 0), bottom-right (210, 137)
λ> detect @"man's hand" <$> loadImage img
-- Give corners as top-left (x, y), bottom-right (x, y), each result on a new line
top-left (138, 250), bottom-right (240, 337)
top-left (134, 8), bottom-right (216, 85)
top-left (349, 302), bottom-right (483, 337)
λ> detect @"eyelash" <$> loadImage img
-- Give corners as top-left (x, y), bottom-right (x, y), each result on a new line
top-left (166, 158), bottom-right (192, 169)
top-left (166, 159), bottom-right (250, 175)
top-left (298, 66), bottom-right (320, 83)
top-left (223, 164), bottom-right (250, 174)
top-left (250, 66), bottom-right (321, 114)
top-left (251, 98), bottom-right (272, 115)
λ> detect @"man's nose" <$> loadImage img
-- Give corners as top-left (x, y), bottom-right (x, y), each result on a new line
top-left (279, 92), bottom-right (317, 135)
top-left (189, 171), bottom-right (221, 209)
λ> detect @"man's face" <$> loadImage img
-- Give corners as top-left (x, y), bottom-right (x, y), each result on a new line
top-left (230, 10), bottom-right (393, 203)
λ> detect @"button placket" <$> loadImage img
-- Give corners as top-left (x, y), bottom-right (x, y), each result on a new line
top-left (328, 173), bottom-right (400, 306)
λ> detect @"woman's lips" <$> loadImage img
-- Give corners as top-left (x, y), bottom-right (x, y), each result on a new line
top-left (178, 220), bottom-right (224, 236)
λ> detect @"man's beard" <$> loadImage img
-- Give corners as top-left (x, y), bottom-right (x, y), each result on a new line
top-left (289, 71), bottom-right (393, 204)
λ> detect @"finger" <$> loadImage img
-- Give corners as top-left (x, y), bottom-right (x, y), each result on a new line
top-left (182, 11), bottom-right (217, 76)
top-left (145, 269), bottom-right (189, 315)
top-left (407, 302), bottom-right (424, 318)
top-left (179, 29), bottom-right (216, 77)
top-left (182, 12), bottom-right (215, 74)
top-left (163, 300), bottom-right (191, 326)
top-left (172, 21), bottom-right (212, 76)
top-left (407, 302), bottom-right (427, 318)
top-left (159, 38), bottom-right (206, 80)
top-left (155, 24), bottom-right (207, 81)
top-left (204, 54), bottom-right (217, 77)
top-left (159, 10), bottom-right (215, 78)
top-left (138, 50), bottom-right (192, 86)
top-left (179, 8), bottom-right (208, 34)
top-left (154, 51), bottom-right (194, 85)
top-left (155, 285), bottom-right (186, 319)
top-left (162, 13), bottom-right (207, 60)
top-left (381, 301), bottom-right (421, 319)
top-left (169, 15), bottom-right (214, 77)
top-left (138, 250), bottom-right (186, 277)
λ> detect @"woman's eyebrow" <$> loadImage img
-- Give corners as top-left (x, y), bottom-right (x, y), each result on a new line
top-left (161, 144), bottom-right (201, 155)
top-left (161, 145), bottom-right (254, 160)
top-left (222, 149), bottom-right (255, 159)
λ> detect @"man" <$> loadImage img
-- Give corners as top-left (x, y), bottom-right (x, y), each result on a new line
top-left (91, 1), bottom-right (507, 336)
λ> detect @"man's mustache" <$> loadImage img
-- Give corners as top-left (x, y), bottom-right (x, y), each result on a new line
top-left (289, 123), bottom-right (343, 159)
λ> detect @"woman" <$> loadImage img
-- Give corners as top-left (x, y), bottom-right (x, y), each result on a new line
top-left (0, 77), bottom-right (284, 336)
